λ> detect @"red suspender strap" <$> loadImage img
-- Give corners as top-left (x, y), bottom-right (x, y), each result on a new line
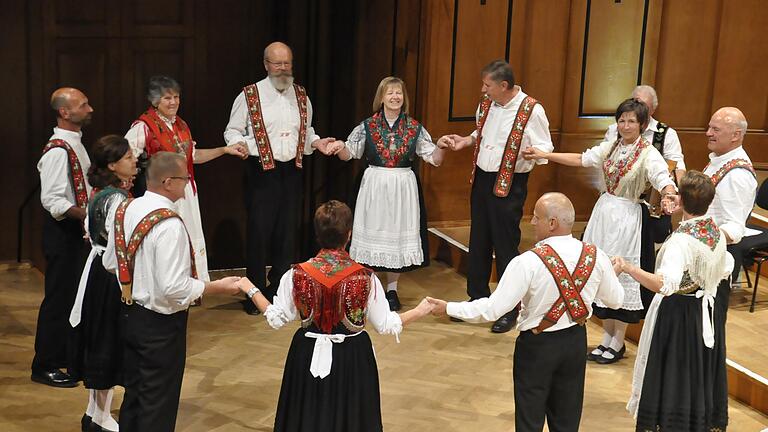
top-left (493, 96), bottom-right (538, 197)
top-left (531, 243), bottom-right (596, 334)
top-left (114, 200), bottom-right (196, 305)
top-left (470, 95), bottom-right (493, 184)
top-left (42, 139), bottom-right (88, 209)
top-left (293, 83), bottom-right (308, 169)
top-left (705, 158), bottom-right (756, 187)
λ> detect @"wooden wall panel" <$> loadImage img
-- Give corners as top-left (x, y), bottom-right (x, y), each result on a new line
top-left (46, 0), bottom-right (119, 37)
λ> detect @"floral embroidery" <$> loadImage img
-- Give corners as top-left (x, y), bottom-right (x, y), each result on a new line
top-left (42, 139), bottom-right (88, 209)
top-left (675, 217), bottom-right (720, 251)
top-left (493, 96), bottom-right (538, 197)
top-left (603, 138), bottom-right (649, 195)
top-left (705, 158), bottom-right (755, 187)
top-left (367, 111), bottom-right (420, 167)
top-left (308, 249), bottom-right (357, 277)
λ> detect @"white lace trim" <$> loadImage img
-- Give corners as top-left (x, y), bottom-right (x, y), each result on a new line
top-left (595, 255), bottom-right (644, 310)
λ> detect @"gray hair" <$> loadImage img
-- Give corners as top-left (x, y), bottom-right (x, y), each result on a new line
top-left (147, 75), bottom-right (181, 106)
top-left (632, 85), bottom-right (658, 110)
top-left (481, 60), bottom-right (515, 88)
top-left (146, 151), bottom-right (186, 185)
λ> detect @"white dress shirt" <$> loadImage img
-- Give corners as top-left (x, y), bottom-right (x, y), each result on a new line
top-left (603, 117), bottom-right (686, 170)
top-left (703, 146), bottom-right (757, 243)
top-left (103, 191), bottom-right (205, 314)
top-left (38, 127), bottom-right (92, 220)
top-left (447, 234), bottom-right (624, 332)
top-left (262, 268), bottom-right (403, 337)
top-left (223, 78), bottom-right (321, 161)
top-left (471, 86), bottom-right (553, 173)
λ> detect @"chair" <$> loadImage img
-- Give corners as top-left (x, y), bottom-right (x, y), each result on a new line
top-left (738, 178), bottom-right (768, 312)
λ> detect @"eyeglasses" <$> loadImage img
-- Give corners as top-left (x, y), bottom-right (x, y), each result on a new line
top-left (164, 175), bottom-right (191, 183)
top-left (265, 60), bottom-right (292, 68)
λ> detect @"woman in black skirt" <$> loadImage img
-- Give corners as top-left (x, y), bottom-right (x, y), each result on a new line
top-left (615, 171), bottom-right (732, 431)
top-left (238, 200), bottom-right (433, 432)
top-left (69, 135), bottom-right (136, 432)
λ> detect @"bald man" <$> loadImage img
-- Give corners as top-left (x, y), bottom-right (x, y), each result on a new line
top-left (224, 41), bottom-right (336, 315)
top-left (32, 87), bottom-right (94, 387)
top-left (428, 193), bottom-right (624, 432)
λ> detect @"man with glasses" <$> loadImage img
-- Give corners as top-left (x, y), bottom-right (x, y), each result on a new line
top-left (224, 41), bottom-right (336, 315)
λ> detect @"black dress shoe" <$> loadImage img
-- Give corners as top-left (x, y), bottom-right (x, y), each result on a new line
top-left (88, 421), bottom-right (118, 432)
top-left (81, 414), bottom-right (91, 432)
top-left (241, 298), bottom-right (260, 315)
top-left (385, 290), bottom-right (402, 311)
top-left (449, 316), bottom-right (464, 322)
top-left (491, 309), bottom-right (519, 333)
top-left (587, 345), bottom-right (607, 362)
top-left (594, 345), bottom-right (626, 364)
top-left (31, 368), bottom-right (78, 388)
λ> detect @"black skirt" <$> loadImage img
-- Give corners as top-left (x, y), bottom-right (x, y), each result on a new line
top-left (635, 293), bottom-right (728, 432)
top-left (68, 255), bottom-right (123, 389)
top-left (274, 326), bottom-right (383, 432)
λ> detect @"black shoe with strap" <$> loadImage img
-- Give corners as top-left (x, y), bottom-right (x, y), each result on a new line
top-left (594, 345), bottom-right (626, 364)
top-left (587, 345), bottom-right (607, 362)
top-left (385, 290), bottom-right (402, 311)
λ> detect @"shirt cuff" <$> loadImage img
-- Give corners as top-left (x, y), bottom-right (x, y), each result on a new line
top-left (264, 304), bottom-right (291, 329)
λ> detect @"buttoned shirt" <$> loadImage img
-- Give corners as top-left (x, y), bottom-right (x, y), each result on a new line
top-left (38, 127), bottom-right (92, 220)
top-left (471, 86), bottom-right (553, 173)
top-left (223, 78), bottom-right (321, 161)
top-left (103, 191), bottom-right (205, 314)
top-left (703, 146), bottom-right (757, 244)
top-left (603, 117), bottom-right (686, 169)
top-left (447, 234), bottom-right (624, 332)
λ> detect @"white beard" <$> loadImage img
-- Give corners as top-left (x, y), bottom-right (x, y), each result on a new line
top-left (269, 75), bottom-right (294, 92)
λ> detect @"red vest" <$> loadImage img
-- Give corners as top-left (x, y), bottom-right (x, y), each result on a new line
top-left (136, 107), bottom-right (197, 193)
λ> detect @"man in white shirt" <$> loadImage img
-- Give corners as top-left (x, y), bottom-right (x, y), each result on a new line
top-left (102, 152), bottom-right (241, 432)
top-left (428, 192), bottom-right (624, 432)
top-left (32, 87), bottom-right (93, 388)
top-left (224, 41), bottom-right (335, 314)
top-left (438, 60), bottom-right (554, 333)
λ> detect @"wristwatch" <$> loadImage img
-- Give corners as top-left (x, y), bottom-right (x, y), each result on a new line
top-left (246, 286), bottom-right (261, 299)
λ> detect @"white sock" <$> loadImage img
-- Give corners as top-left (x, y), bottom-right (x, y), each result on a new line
top-left (592, 320), bottom-right (614, 354)
top-left (386, 272), bottom-right (400, 292)
top-left (86, 389), bottom-right (96, 417)
top-left (609, 321), bottom-right (628, 351)
top-left (93, 388), bottom-right (119, 431)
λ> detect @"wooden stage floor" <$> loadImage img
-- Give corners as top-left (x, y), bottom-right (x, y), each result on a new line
top-left (1, 263), bottom-right (767, 431)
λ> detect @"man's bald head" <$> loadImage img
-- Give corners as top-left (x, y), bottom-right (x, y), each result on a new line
top-left (263, 42), bottom-right (293, 63)
top-left (50, 87), bottom-right (93, 128)
top-left (712, 107), bottom-right (747, 135)
top-left (532, 193), bottom-right (575, 241)
top-left (146, 152), bottom-right (186, 186)
top-left (50, 87), bottom-right (84, 114)
top-left (707, 107), bottom-right (747, 155)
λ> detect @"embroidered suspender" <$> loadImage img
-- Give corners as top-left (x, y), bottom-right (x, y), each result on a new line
top-left (42, 139), bottom-right (88, 209)
top-left (531, 243), bottom-right (597, 334)
top-left (705, 158), bottom-right (756, 187)
top-left (114, 199), bottom-right (197, 305)
top-left (652, 122), bottom-right (668, 154)
top-left (470, 95), bottom-right (540, 197)
top-left (242, 83), bottom-right (308, 170)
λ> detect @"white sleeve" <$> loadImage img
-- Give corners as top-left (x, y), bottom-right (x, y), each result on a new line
top-left (223, 91), bottom-right (257, 150)
top-left (521, 104), bottom-right (554, 165)
top-left (644, 148), bottom-right (676, 192)
top-left (152, 220), bottom-right (205, 308)
top-left (343, 122), bottom-right (367, 160)
top-left (38, 148), bottom-right (75, 220)
top-left (264, 269), bottom-right (300, 329)
top-left (593, 251), bottom-right (624, 308)
top-left (303, 96), bottom-right (320, 155)
top-left (124, 121), bottom-right (148, 158)
top-left (716, 171), bottom-right (758, 243)
top-left (102, 205), bottom-right (119, 274)
top-left (447, 254), bottom-right (533, 322)
top-left (662, 128), bottom-right (685, 170)
top-left (415, 127), bottom-right (440, 167)
top-left (366, 274), bottom-right (403, 337)
top-left (656, 236), bottom-right (686, 296)
top-left (604, 124), bottom-right (618, 143)
top-left (581, 141), bottom-right (613, 168)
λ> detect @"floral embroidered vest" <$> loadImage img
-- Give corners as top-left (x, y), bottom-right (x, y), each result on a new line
top-left (42, 139), bottom-right (89, 209)
top-left (242, 82), bottom-right (308, 170)
top-left (136, 107), bottom-right (197, 193)
top-left (363, 111), bottom-right (422, 168)
top-left (292, 249), bottom-right (373, 334)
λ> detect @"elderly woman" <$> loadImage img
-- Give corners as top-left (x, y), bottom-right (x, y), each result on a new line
top-left (68, 135), bottom-right (137, 432)
top-left (330, 77), bottom-right (446, 311)
top-left (125, 75), bottom-right (246, 282)
top-left (523, 98), bottom-right (676, 364)
top-left (617, 171), bottom-right (731, 431)
top-left (238, 200), bottom-right (433, 432)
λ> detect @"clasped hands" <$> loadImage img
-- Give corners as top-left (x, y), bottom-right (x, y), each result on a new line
top-left (436, 134), bottom-right (473, 151)
top-left (313, 137), bottom-right (345, 156)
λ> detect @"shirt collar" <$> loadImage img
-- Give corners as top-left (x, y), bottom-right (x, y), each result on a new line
top-left (143, 191), bottom-right (177, 211)
top-left (708, 145), bottom-right (745, 164)
top-left (536, 233), bottom-right (575, 247)
top-left (646, 117), bottom-right (659, 132)
top-left (53, 127), bottom-right (83, 142)
top-left (494, 85), bottom-right (525, 109)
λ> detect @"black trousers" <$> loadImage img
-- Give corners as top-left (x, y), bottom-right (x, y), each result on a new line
top-left (119, 304), bottom-right (188, 432)
top-left (467, 168), bottom-right (529, 300)
top-left (244, 158), bottom-right (303, 300)
top-left (513, 325), bottom-right (587, 432)
top-left (32, 213), bottom-right (88, 372)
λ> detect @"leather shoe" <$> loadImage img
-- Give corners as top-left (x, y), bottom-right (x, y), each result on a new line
top-left (491, 309), bottom-right (519, 333)
top-left (241, 298), bottom-right (260, 315)
top-left (449, 316), bottom-right (464, 322)
top-left (385, 290), bottom-right (402, 311)
top-left (81, 414), bottom-right (91, 432)
top-left (31, 368), bottom-right (78, 388)
top-left (594, 345), bottom-right (626, 364)
top-left (587, 345), bottom-right (607, 362)
top-left (88, 421), bottom-right (117, 432)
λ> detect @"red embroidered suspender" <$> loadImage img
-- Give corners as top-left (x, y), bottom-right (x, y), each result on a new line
top-left (243, 83), bottom-right (308, 170)
top-left (42, 139), bottom-right (88, 209)
top-left (705, 158), bottom-right (756, 187)
top-left (531, 243), bottom-right (596, 334)
top-left (114, 199), bottom-right (197, 305)
top-left (470, 96), bottom-right (540, 197)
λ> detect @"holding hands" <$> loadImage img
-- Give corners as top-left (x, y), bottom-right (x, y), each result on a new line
top-left (521, 146), bottom-right (548, 161)
top-left (312, 137), bottom-right (341, 156)
top-left (426, 297), bottom-right (448, 317)
top-left (661, 193), bottom-right (681, 215)
top-left (437, 134), bottom-right (473, 151)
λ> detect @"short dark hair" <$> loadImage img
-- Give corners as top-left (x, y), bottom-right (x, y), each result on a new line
top-left (615, 98), bottom-right (649, 130)
top-left (679, 170), bottom-right (716, 216)
top-left (314, 200), bottom-right (353, 249)
top-left (87, 135), bottom-right (131, 189)
top-left (481, 60), bottom-right (515, 89)
top-left (147, 75), bottom-right (181, 106)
